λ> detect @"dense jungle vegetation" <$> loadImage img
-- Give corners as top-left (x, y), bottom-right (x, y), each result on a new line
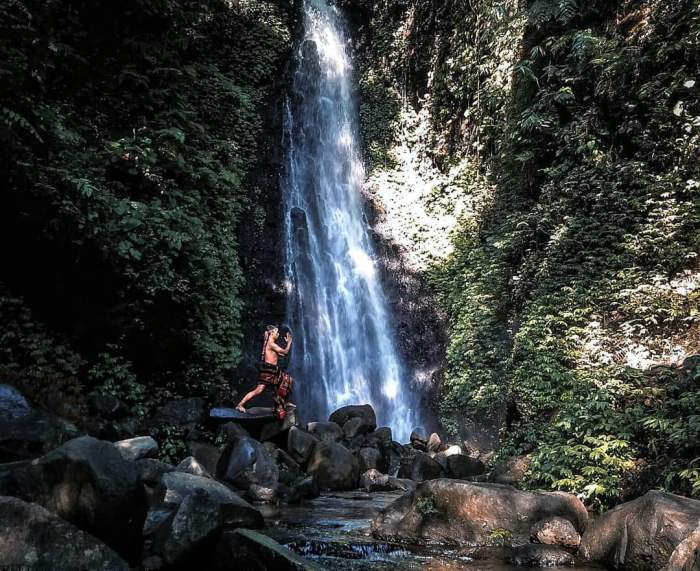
top-left (1, 0), bottom-right (295, 411)
top-left (357, 0), bottom-right (699, 508)
top-left (1, 0), bottom-right (698, 511)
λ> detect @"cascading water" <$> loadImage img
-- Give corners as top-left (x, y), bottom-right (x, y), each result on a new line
top-left (282, 0), bottom-right (418, 442)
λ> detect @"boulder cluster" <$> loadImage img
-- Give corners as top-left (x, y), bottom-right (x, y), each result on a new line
top-left (1, 383), bottom-right (699, 570)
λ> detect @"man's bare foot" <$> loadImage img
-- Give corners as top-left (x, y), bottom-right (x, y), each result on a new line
top-left (235, 404), bottom-right (246, 413)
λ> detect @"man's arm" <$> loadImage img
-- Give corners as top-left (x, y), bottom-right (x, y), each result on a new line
top-left (271, 335), bottom-right (292, 356)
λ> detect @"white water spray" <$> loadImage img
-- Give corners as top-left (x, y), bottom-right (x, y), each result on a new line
top-left (282, 0), bottom-right (419, 442)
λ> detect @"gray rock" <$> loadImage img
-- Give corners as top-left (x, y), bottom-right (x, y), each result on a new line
top-left (162, 490), bottom-right (223, 565)
top-left (214, 528), bottom-right (323, 570)
top-left (306, 421), bottom-right (343, 443)
top-left (0, 496), bottom-right (129, 570)
top-left (115, 435), bottom-right (158, 461)
top-left (443, 445), bottom-right (463, 457)
top-left (216, 436), bottom-right (278, 491)
top-left (580, 490), bottom-right (700, 570)
top-left (187, 441), bottom-right (222, 476)
top-left (158, 471), bottom-right (263, 528)
top-left (217, 421), bottom-right (251, 443)
top-left (0, 384), bottom-right (31, 421)
top-left (664, 526), bottom-right (700, 571)
top-left (511, 544), bottom-right (575, 566)
top-left (246, 484), bottom-right (278, 503)
top-left (531, 516), bottom-right (581, 548)
top-left (137, 458), bottom-right (176, 486)
top-left (489, 455), bottom-right (530, 485)
top-left (447, 454), bottom-right (485, 479)
top-left (0, 435), bottom-right (146, 558)
top-left (0, 409), bottom-right (80, 463)
top-left (307, 441), bottom-right (359, 490)
top-left (360, 469), bottom-right (392, 492)
top-left (329, 404), bottom-right (377, 431)
top-left (287, 427), bottom-right (318, 465)
top-left (343, 417), bottom-right (372, 439)
top-left (398, 452), bottom-right (443, 482)
top-left (358, 447), bottom-right (384, 473)
top-left (410, 428), bottom-right (427, 445)
top-left (177, 456), bottom-right (211, 478)
top-left (294, 476), bottom-right (320, 500)
top-left (372, 479), bottom-right (588, 546)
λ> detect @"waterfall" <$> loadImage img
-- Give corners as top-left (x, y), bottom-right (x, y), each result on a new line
top-left (281, 0), bottom-right (418, 442)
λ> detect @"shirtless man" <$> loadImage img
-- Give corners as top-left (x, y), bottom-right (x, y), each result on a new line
top-left (236, 325), bottom-right (292, 412)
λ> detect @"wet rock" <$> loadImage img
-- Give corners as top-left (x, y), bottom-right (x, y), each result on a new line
top-left (329, 404), bottom-right (377, 432)
top-left (0, 435), bottom-right (146, 558)
top-left (664, 526), bottom-right (700, 571)
top-left (446, 454), bottom-right (485, 479)
top-left (358, 447), bottom-right (384, 473)
top-left (365, 426), bottom-right (393, 449)
top-left (531, 516), bottom-right (581, 548)
top-left (287, 427), bottom-right (318, 465)
top-left (157, 471), bottom-right (263, 528)
top-left (434, 452), bottom-right (449, 472)
top-left (410, 428), bottom-right (427, 446)
top-left (258, 404), bottom-right (298, 442)
top-left (386, 443), bottom-right (402, 476)
top-left (307, 441), bottom-right (359, 490)
top-left (247, 484), bottom-right (278, 503)
top-left (187, 441), bottom-right (221, 476)
top-left (343, 416), bottom-right (372, 439)
top-left (398, 452), bottom-right (443, 482)
top-left (215, 528), bottom-right (322, 570)
top-left (511, 544), bottom-right (575, 567)
top-left (88, 392), bottom-right (128, 420)
top-left (372, 479), bottom-right (588, 546)
top-left (115, 435), bottom-right (158, 461)
top-left (306, 421), bottom-right (343, 443)
top-left (216, 436), bottom-right (278, 491)
top-left (489, 455), bottom-right (530, 485)
top-left (0, 496), bottom-right (128, 570)
top-left (580, 490), bottom-right (700, 570)
top-left (271, 446), bottom-right (304, 485)
top-left (0, 384), bottom-right (31, 421)
top-left (427, 433), bottom-right (441, 453)
top-left (177, 456), bottom-right (211, 478)
top-left (0, 409), bottom-right (80, 463)
top-left (360, 468), bottom-right (392, 492)
top-left (151, 398), bottom-right (205, 428)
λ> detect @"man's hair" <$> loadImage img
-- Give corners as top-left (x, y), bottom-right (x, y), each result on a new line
top-left (265, 324), bottom-right (278, 332)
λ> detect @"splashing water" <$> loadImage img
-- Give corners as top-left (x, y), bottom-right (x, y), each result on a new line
top-left (282, 0), bottom-right (418, 442)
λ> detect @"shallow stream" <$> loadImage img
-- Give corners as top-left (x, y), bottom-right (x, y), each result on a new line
top-left (259, 491), bottom-right (607, 570)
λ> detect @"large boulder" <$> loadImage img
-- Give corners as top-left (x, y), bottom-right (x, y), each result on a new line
top-left (177, 456), bottom-right (211, 478)
top-left (360, 469), bottom-right (415, 493)
top-left (531, 516), bottom-right (581, 548)
top-left (372, 479), bottom-right (588, 546)
top-left (664, 526), bottom-right (700, 571)
top-left (0, 409), bottom-right (80, 462)
top-left (329, 404), bottom-right (377, 432)
top-left (115, 435), bottom-right (158, 461)
top-left (358, 447), bottom-right (384, 474)
top-left (579, 491), bottom-right (700, 570)
top-left (216, 436), bottom-right (278, 492)
top-left (0, 496), bottom-right (129, 570)
top-left (306, 421), bottom-right (343, 443)
top-left (0, 384), bottom-right (31, 421)
top-left (489, 455), bottom-right (530, 485)
top-left (365, 426), bottom-right (393, 449)
top-left (342, 417), bottom-right (373, 439)
top-left (446, 454), bottom-right (485, 479)
top-left (214, 528), bottom-right (322, 570)
top-left (307, 441), bottom-right (359, 490)
top-left (398, 452), bottom-right (444, 482)
top-left (287, 427), bottom-right (318, 465)
top-left (157, 471), bottom-right (263, 528)
top-left (427, 433), bottom-right (441, 453)
top-left (0, 436), bottom-right (146, 557)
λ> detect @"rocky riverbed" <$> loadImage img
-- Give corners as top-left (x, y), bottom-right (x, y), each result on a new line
top-left (0, 384), bottom-right (698, 570)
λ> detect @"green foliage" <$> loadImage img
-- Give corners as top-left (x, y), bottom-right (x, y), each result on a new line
top-left (0, 1), bottom-right (294, 401)
top-left (420, 0), bottom-right (700, 507)
top-left (415, 496), bottom-right (440, 517)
